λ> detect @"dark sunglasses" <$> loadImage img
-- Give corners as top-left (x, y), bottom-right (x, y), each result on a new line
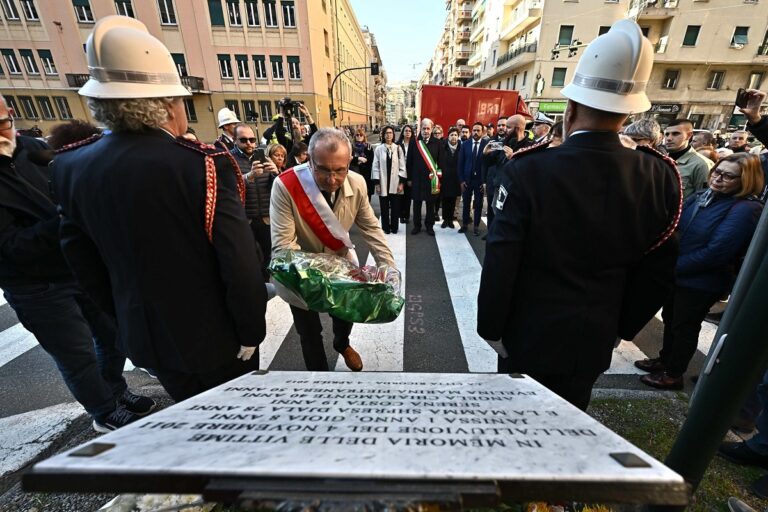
top-left (238, 137), bottom-right (258, 144)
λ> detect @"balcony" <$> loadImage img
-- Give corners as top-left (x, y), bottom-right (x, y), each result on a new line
top-left (468, 50), bottom-right (482, 66)
top-left (496, 41), bottom-right (537, 67)
top-left (181, 75), bottom-right (205, 93)
top-left (66, 73), bottom-right (90, 87)
top-left (628, 0), bottom-right (678, 20)
top-left (455, 45), bottom-right (472, 60)
top-left (455, 65), bottom-right (474, 79)
top-left (472, 0), bottom-right (486, 16)
top-left (655, 36), bottom-right (668, 54)
top-left (470, 23), bottom-right (484, 42)
top-left (458, 8), bottom-right (472, 19)
top-left (500, 1), bottom-right (543, 41)
top-left (758, 44), bottom-right (768, 56)
top-left (457, 28), bottom-right (471, 40)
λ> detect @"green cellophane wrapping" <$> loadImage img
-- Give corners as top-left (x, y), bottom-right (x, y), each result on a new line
top-left (268, 250), bottom-right (404, 324)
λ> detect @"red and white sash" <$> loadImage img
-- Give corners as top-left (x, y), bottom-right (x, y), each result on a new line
top-left (278, 164), bottom-right (359, 265)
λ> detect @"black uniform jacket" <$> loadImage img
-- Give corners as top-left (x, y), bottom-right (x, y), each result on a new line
top-left (52, 130), bottom-right (267, 373)
top-left (478, 131), bottom-right (681, 377)
top-left (406, 136), bottom-right (442, 202)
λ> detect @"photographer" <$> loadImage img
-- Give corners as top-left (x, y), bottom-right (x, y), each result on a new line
top-left (263, 98), bottom-right (317, 153)
top-left (739, 88), bottom-right (768, 200)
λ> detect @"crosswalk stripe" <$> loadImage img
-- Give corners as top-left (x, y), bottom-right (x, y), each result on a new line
top-left (0, 323), bottom-right (37, 368)
top-left (606, 341), bottom-right (648, 375)
top-left (434, 226), bottom-right (497, 372)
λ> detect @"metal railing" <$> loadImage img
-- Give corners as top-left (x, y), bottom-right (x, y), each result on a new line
top-left (757, 44), bottom-right (768, 56)
top-left (496, 41), bottom-right (537, 66)
top-left (65, 73), bottom-right (90, 87)
top-left (181, 76), bottom-right (205, 92)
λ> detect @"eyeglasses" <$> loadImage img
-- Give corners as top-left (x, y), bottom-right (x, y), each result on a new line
top-left (497, 124), bottom-right (506, 127)
top-left (355, 134), bottom-right (365, 138)
top-left (711, 168), bottom-right (741, 181)
top-left (311, 163), bottom-right (348, 180)
top-left (0, 117), bottom-right (14, 130)
top-left (238, 137), bottom-right (257, 144)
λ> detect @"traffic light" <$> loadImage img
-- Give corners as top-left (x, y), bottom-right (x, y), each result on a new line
top-left (330, 106), bottom-right (338, 119)
top-left (370, 62), bottom-right (379, 75)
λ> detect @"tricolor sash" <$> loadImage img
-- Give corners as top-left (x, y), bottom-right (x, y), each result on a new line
top-left (278, 164), bottom-right (358, 265)
top-left (417, 140), bottom-right (442, 195)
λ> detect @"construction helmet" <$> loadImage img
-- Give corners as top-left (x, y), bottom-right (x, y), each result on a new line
top-left (217, 108), bottom-right (240, 128)
top-left (561, 19), bottom-right (652, 115)
top-left (79, 16), bottom-right (190, 99)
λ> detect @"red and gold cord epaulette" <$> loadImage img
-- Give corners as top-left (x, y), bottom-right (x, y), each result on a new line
top-left (510, 139), bottom-right (551, 159)
top-left (635, 145), bottom-right (683, 254)
top-left (174, 137), bottom-right (246, 243)
top-left (54, 133), bottom-right (102, 154)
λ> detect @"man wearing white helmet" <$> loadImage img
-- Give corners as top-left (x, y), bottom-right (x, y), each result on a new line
top-left (532, 111), bottom-right (554, 143)
top-left (215, 108), bottom-right (240, 150)
top-left (477, 20), bottom-right (682, 410)
top-left (52, 17), bottom-right (268, 403)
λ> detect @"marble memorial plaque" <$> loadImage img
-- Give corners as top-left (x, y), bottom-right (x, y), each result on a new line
top-left (25, 372), bottom-right (687, 504)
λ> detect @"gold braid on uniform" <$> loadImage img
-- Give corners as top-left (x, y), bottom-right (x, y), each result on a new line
top-left (175, 138), bottom-right (246, 243)
top-left (510, 140), bottom-right (551, 159)
top-left (53, 133), bottom-right (103, 153)
top-left (635, 145), bottom-right (684, 254)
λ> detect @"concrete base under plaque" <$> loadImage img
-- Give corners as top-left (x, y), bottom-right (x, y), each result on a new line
top-left (24, 372), bottom-right (688, 507)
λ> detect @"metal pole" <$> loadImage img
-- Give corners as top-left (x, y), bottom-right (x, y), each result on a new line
top-left (330, 65), bottom-right (373, 130)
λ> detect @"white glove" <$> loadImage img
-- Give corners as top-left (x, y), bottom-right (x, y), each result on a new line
top-left (237, 346), bottom-right (256, 361)
top-left (485, 339), bottom-right (509, 358)
top-left (265, 282), bottom-right (276, 301)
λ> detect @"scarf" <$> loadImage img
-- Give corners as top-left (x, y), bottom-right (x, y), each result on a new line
top-left (353, 141), bottom-right (368, 157)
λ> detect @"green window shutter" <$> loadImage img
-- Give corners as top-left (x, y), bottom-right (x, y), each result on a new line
top-left (286, 55), bottom-right (299, 63)
top-left (217, 54), bottom-right (230, 62)
top-left (235, 54), bottom-right (248, 62)
top-left (1, 49), bottom-right (15, 57)
top-left (172, 53), bottom-right (186, 65)
top-left (208, 0), bottom-right (225, 26)
top-left (18, 49), bottom-right (32, 58)
top-left (72, 0), bottom-right (90, 6)
top-left (269, 55), bottom-right (282, 62)
top-left (37, 49), bottom-right (52, 59)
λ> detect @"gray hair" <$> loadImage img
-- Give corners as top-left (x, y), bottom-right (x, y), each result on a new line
top-left (308, 127), bottom-right (352, 159)
top-left (421, 118), bottom-right (434, 128)
top-left (87, 97), bottom-right (178, 132)
top-left (623, 118), bottom-right (661, 144)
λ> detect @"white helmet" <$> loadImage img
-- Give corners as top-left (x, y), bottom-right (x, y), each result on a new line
top-left (217, 108), bottom-right (240, 128)
top-left (79, 16), bottom-right (190, 99)
top-left (561, 19), bottom-right (652, 115)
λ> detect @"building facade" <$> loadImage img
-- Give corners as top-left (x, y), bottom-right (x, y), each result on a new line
top-left (0, 0), bottom-right (373, 141)
top-left (362, 27), bottom-right (387, 130)
top-left (428, 0), bottom-right (768, 130)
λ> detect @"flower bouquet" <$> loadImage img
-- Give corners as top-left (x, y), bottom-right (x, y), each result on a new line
top-left (268, 249), bottom-right (404, 324)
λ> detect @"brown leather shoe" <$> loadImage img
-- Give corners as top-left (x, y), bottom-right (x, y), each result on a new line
top-left (340, 346), bottom-right (363, 371)
top-left (634, 357), bottom-right (665, 373)
top-left (640, 371), bottom-right (683, 390)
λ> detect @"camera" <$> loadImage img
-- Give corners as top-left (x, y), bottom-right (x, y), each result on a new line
top-left (278, 97), bottom-right (303, 117)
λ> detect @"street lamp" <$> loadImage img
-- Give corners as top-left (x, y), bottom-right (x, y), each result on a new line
top-left (330, 62), bottom-right (379, 127)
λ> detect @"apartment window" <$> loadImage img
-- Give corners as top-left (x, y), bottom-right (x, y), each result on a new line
top-left (731, 26), bottom-right (749, 46)
top-left (73, 0), bottom-right (94, 23)
top-left (5, 96), bottom-right (20, 118)
top-left (748, 71), bottom-right (763, 89)
top-left (1, 0), bottom-right (20, 20)
top-left (208, 0), bottom-right (224, 25)
top-left (18, 96), bottom-right (38, 119)
top-left (236, 54), bottom-right (249, 79)
top-left (20, 0), bottom-right (38, 20)
top-left (253, 55), bottom-right (267, 79)
top-left (263, 0), bottom-right (277, 27)
top-left (662, 69), bottom-right (680, 89)
top-left (282, 0), bottom-right (295, 28)
top-left (287, 55), bottom-right (300, 80)
top-left (19, 49), bottom-right (38, 75)
top-left (226, 0), bottom-right (241, 26)
top-left (2, 50), bottom-right (21, 74)
top-left (640, 26), bottom-right (650, 37)
top-left (224, 99), bottom-right (240, 119)
top-left (184, 98), bottom-right (197, 122)
top-left (682, 25), bottom-right (700, 46)
top-left (270, 55), bottom-right (283, 79)
top-left (512, 74), bottom-right (517, 89)
top-left (172, 53), bottom-right (187, 76)
top-left (258, 100), bottom-right (272, 122)
top-left (245, 0), bottom-right (258, 26)
top-left (522, 70), bottom-right (527, 86)
top-left (598, 26), bottom-right (610, 36)
top-left (324, 29), bottom-right (330, 57)
top-left (36, 96), bottom-right (54, 119)
top-left (242, 100), bottom-right (256, 122)
top-left (706, 70), bottom-right (725, 89)
top-left (551, 67), bottom-right (567, 87)
top-left (558, 25), bottom-right (574, 46)
top-left (506, 77), bottom-right (510, 89)
top-left (53, 96), bottom-right (72, 119)
top-left (158, 0), bottom-right (177, 25)
top-left (114, 0), bottom-right (134, 17)
top-left (218, 54), bottom-right (233, 79)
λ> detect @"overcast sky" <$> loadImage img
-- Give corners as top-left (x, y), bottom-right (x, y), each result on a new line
top-left (349, 0), bottom-right (446, 84)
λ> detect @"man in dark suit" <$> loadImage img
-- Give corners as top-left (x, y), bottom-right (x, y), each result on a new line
top-left (458, 122), bottom-right (488, 236)
top-left (52, 16), bottom-right (267, 402)
top-left (407, 118), bottom-right (442, 236)
top-left (477, 20), bottom-right (682, 410)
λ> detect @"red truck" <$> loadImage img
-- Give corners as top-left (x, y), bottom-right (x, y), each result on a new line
top-left (418, 84), bottom-right (531, 131)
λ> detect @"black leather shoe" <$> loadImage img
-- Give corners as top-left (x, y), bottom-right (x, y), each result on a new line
top-left (719, 442), bottom-right (768, 470)
top-left (458, 225), bottom-right (467, 233)
top-left (441, 221), bottom-right (449, 228)
top-left (473, 226), bottom-right (480, 236)
top-left (411, 227), bottom-right (421, 235)
top-left (639, 371), bottom-right (683, 390)
top-left (634, 357), bottom-right (665, 373)
top-left (426, 227), bottom-right (435, 236)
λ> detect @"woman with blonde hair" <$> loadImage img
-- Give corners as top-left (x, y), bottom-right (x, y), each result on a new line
top-left (267, 143), bottom-right (287, 173)
top-left (636, 153), bottom-right (765, 389)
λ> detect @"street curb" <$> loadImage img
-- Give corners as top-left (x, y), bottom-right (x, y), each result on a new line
top-left (592, 387), bottom-right (686, 401)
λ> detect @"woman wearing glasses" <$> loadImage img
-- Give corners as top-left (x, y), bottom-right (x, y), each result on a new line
top-left (349, 128), bottom-right (374, 202)
top-left (636, 153), bottom-right (765, 389)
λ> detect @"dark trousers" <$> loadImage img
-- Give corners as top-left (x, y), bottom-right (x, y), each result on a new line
top-left (498, 356), bottom-right (598, 411)
top-left (442, 197), bottom-right (457, 225)
top-left (380, 194), bottom-right (400, 233)
top-left (412, 198), bottom-right (436, 229)
top-left (400, 184), bottom-right (411, 221)
top-left (462, 180), bottom-right (484, 227)
top-left (659, 287), bottom-right (721, 377)
top-left (250, 218), bottom-right (272, 279)
top-left (3, 281), bottom-right (126, 419)
top-left (434, 193), bottom-right (441, 217)
top-left (486, 182), bottom-right (496, 231)
top-left (290, 305), bottom-right (353, 371)
top-left (155, 355), bottom-right (260, 402)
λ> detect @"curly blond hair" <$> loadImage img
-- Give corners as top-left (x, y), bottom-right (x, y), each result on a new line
top-left (87, 97), bottom-right (177, 132)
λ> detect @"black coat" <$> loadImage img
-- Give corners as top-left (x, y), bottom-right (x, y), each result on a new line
top-left (350, 143), bottom-right (375, 196)
top-left (478, 132), bottom-right (681, 378)
top-left (52, 130), bottom-right (267, 374)
top-left (438, 141), bottom-right (461, 198)
top-left (406, 136), bottom-right (442, 202)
